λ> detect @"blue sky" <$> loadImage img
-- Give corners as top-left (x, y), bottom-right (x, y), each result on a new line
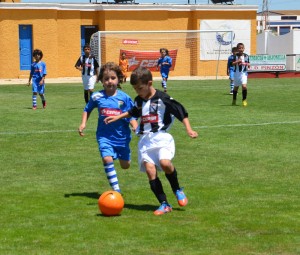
top-left (21, 0), bottom-right (300, 12)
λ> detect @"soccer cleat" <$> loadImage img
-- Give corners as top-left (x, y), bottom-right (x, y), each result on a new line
top-left (242, 100), bottom-right (248, 107)
top-left (230, 90), bottom-right (233, 95)
top-left (232, 99), bottom-right (236, 106)
top-left (175, 188), bottom-right (188, 207)
top-left (164, 89), bottom-right (167, 93)
top-left (32, 106), bottom-right (37, 110)
top-left (43, 101), bottom-right (47, 109)
top-left (153, 202), bottom-right (172, 216)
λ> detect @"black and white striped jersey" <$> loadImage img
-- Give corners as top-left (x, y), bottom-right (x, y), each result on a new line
top-left (233, 53), bottom-right (250, 73)
top-left (75, 55), bottom-right (99, 76)
top-left (128, 90), bottom-right (188, 135)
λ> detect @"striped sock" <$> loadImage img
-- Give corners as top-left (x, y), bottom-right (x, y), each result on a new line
top-left (104, 162), bottom-right (120, 192)
top-left (32, 95), bottom-right (37, 107)
top-left (163, 80), bottom-right (167, 88)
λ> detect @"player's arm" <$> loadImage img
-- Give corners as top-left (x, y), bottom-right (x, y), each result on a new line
top-left (182, 118), bottom-right (198, 138)
top-left (163, 94), bottom-right (198, 138)
top-left (27, 73), bottom-right (32, 86)
top-left (78, 111), bottom-right (91, 136)
top-left (104, 112), bottom-right (131, 124)
top-left (129, 118), bottom-right (138, 132)
top-left (75, 57), bottom-right (83, 71)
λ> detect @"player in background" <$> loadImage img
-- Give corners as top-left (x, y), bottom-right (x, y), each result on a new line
top-left (119, 52), bottom-right (129, 88)
top-left (27, 49), bottom-right (47, 110)
top-left (227, 47), bottom-right (238, 95)
top-left (75, 44), bottom-right (100, 104)
top-left (104, 66), bottom-right (198, 216)
top-left (231, 43), bottom-right (250, 107)
top-left (78, 62), bottom-right (138, 193)
top-left (156, 48), bottom-right (172, 93)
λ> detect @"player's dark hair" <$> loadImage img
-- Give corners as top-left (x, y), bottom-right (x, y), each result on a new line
top-left (32, 49), bottom-right (43, 59)
top-left (237, 43), bottom-right (244, 48)
top-left (98, 62), bottom-right (124, 84)
top-left (130, 66), bottom-right (152, 86)
top-left (83, 43), bottom-right (91, 51)
top-left (159, 48), bottom-right (169, 56)
top-left (232, 47), bottom-right (237, 52)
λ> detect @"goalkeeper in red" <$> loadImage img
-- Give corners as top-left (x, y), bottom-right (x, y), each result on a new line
top-left (105, 66), bottom-right (198, 216)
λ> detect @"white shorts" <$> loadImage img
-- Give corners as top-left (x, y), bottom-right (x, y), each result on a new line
top-left (234, 72), bottom-right (248, 87)
top-left (137, 132), bottom-right (175, 172)
top-left (82, 75), bottom-right (96, 90)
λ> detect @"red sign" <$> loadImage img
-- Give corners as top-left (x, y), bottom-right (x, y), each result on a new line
top-left (120, 49), bottom-right (178, 72)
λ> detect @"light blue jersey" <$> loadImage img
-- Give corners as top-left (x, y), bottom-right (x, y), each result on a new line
top-left (30, 61), bottom-right (47, 93)
top-left (157, 56), bottom-right (172, 79)
top-left (84, 89), bottom-right (134, 160)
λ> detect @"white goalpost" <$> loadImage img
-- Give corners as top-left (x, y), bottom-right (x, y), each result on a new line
top-left (90, 30), bottom-right (234, 79)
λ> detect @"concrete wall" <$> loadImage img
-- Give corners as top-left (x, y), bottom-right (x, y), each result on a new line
top-left (0, 3), bottom-right (257, 79)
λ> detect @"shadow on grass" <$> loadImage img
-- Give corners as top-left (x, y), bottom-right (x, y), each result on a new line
top-left (64, 191), bottom-right (100, 199)
top-left (64, 192), bottom-right (185, 213)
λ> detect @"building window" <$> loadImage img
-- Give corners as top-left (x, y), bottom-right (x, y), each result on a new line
top-left (279, 26), bottom-right (291, 35)
top-left (281, 16), bottom-right (297, 20)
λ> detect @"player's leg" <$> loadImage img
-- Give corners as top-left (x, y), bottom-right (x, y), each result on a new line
top-left (242, 83), bottom-right (248, 107)
top-left (232, 74), bottom-right (241, 106)
top-left (99, 141), bottom-right (121, 193)
top-left (38, 85), bottom-right (46, 109)
top-left (87, 76), bottom-right (96, 101)
top-left (158, 134), bottom-right (188, 207)
top-left (82, 76), bottom-right (90, 104)
top-left (102, 156), bottom-right (121, 193)
top-left (162, 73), bottom-right (168, 92)
top-left (138, 135), bottom-right (171, 215)
top-left (31, 83), bottom-right (38, 109)
top-left (117, 144), bottom-right (131, 170)
top-left (229, 70), bottom-right (234, 94)
top-left (145, 162), bottom-right (172, 215)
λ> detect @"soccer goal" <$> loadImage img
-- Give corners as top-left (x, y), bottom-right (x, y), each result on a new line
top-left (90, 30), bottom-right (234, 79)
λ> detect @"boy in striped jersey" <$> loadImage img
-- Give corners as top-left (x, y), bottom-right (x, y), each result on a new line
top-left (75, 44), bottom-right (100, 104)
top-left (78, 62), bottom-right (138, 194)
top-left (105, 66), bottom-right (198, 216)
top-left (231, 43), bottom-right (250, 107)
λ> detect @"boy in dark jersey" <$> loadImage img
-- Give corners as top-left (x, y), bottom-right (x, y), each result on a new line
top-left (105, 66), bottom-right (198, 216)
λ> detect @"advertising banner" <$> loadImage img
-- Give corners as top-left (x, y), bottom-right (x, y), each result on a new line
top-left (120, 49), bottom-right (178, 72)
top-left (200, 20), bottom-right (251, 60)
top-left (248, 55), bottom-right (286, 72)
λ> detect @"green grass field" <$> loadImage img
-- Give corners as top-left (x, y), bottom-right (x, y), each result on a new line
top-left (0, 78), bottom-right (299, 255)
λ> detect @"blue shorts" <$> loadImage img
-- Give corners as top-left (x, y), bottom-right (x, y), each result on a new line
top-left (97, 139), bottom-right (131, 161)
top-left (161, 71), bottom-right (169, 79)
top-left (32, 83), bottom-right (45, 94)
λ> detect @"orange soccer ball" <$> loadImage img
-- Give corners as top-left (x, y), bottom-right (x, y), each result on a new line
top-left (98, 191), bottom-right (124, 216)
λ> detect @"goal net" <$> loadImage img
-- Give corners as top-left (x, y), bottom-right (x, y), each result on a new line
top-left (90, 30), bottom-right (234, 79)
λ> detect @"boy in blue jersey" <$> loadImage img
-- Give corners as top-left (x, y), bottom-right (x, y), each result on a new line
top-left (227, 47), bottom-right (237, 95)
top-left (156, 48), bottom-right (172, 93)
top-left (27, 49), bottom-right (47, 110)
top-left (78, 62), bottom-right (138, 193)
top-left (105, 67), bottom-right (198, 216)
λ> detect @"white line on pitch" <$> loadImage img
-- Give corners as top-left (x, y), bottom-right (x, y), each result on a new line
top-left (195, 120), bottom-right (300, 129)
top-left (0, 121), bottom-right (299, 135)
top-left (0, 129), bottom-right (93, 135)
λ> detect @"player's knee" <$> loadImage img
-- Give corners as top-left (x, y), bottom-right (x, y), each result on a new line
top-left (119, 160), bottom-right (130, 169)
top-left (160, 159), bottom-right (172, 173)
